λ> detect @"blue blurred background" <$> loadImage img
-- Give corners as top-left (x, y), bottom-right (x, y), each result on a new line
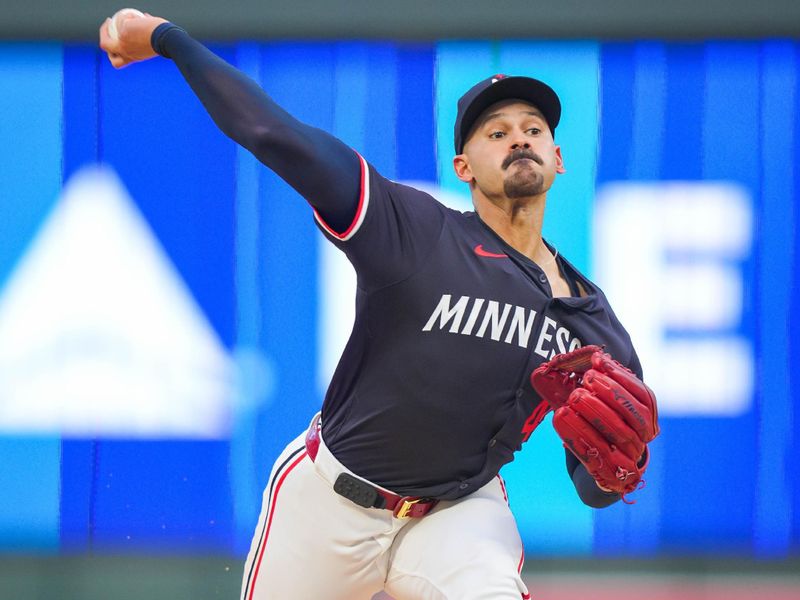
top-left (1, 2), bottom-right (799, 599)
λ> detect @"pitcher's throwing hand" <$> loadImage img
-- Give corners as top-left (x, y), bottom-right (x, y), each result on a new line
top-left (99, 10), bottom-right (167, 69)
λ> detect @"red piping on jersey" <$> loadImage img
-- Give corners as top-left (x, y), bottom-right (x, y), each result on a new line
top-left (314, 153), bottom-right (369, 241)
top-left (247, 450), bottom-right (308, 600)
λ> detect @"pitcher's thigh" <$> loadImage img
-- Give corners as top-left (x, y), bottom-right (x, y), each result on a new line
top-left (240, 440), bottom-right (388, 600)
top-left (385, 478), bottom-right (529, 600)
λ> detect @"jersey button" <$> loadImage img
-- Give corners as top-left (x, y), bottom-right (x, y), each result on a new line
top-left (459, 482), bottom-right (469, 490)
top-left (489, 438), bottom-right (497, 448)
top-left (538, 273), bottom-right (548, 284)
top-left (516, 389), bottom-right (523, 399)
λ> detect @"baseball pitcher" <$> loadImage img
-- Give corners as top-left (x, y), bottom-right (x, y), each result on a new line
top-left (100, 12), bottom-right (659, 600)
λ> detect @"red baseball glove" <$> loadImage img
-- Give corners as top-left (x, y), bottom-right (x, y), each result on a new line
top-left (530, 345), bottom-right (659, 501)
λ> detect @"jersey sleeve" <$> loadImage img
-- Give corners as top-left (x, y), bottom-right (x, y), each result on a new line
top-left (591, 286), bottom-right (645, 381)
top-left (153, 24), bottom-right (447, 287)
top-left (315, 158), bottom-right (447, 291)
top-left (626, 346), bottom-right (645, 380)
top-left (153, 24), bottom-right (360, 233)
top-left (565, 450), bottom-right (621, 508)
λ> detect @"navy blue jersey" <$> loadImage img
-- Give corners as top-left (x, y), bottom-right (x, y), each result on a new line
top-left (155, 25), bottom-right (639, 505)
top-left (315, 156), bottom-right (641, 500)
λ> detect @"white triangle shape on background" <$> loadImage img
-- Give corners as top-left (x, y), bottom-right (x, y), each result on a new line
top-left (0, 165), bottom-right (235, 438)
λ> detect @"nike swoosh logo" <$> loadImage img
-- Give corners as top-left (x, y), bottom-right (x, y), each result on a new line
top-left (474, 244), bottom-right (507, 259)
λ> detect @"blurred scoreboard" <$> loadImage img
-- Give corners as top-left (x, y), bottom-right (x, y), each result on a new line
top-left (0, 39), bottom-right (797, 558)
top-left (595, 181), bottom-right (754, 417)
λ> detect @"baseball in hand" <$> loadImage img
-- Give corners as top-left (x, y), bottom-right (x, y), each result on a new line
top-left (107, 8), bottom-right (145, 40)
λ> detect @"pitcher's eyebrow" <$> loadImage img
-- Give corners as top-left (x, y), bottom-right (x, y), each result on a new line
top-left (479, 108), bottom-right (545, 126)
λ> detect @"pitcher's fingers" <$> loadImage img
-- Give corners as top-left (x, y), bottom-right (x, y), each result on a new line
top-left (106, 51), bottom-right (126, 69)
top-left (115, 12), bottom-right (141, 38)
top-left (99, 19), bottom-right (119, 53)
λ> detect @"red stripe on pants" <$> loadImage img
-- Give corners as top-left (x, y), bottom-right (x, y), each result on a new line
top-left (246, 451), bottom-right (308, 600)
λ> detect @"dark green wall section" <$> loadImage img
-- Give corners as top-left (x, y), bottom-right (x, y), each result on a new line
top-left (1, 556), bottom-right (797, 600)
top-left (4, 0), bottom-right (800, 40)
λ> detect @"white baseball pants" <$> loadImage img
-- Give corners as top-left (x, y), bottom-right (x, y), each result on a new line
top-left (240, 414), bottom-right (530, 600)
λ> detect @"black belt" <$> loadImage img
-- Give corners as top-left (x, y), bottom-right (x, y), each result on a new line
top-left (305, 415), bottom-right (438, 519)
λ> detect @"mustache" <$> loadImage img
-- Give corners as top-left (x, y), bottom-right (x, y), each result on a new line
top-left (502, 148), bottom-right (543, 170)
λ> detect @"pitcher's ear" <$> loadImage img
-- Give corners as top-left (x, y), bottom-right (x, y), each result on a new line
top-left (555, 146), bottom-right (566, 174)
top-left (453, 154), bottom-right (474, 183)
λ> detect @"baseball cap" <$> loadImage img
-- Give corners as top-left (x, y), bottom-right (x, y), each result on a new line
top-left (454, 74), bottom-right (561, 154)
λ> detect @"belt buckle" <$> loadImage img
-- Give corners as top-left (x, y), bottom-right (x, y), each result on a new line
top-left (393, 497), bottom-right (422, 519)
